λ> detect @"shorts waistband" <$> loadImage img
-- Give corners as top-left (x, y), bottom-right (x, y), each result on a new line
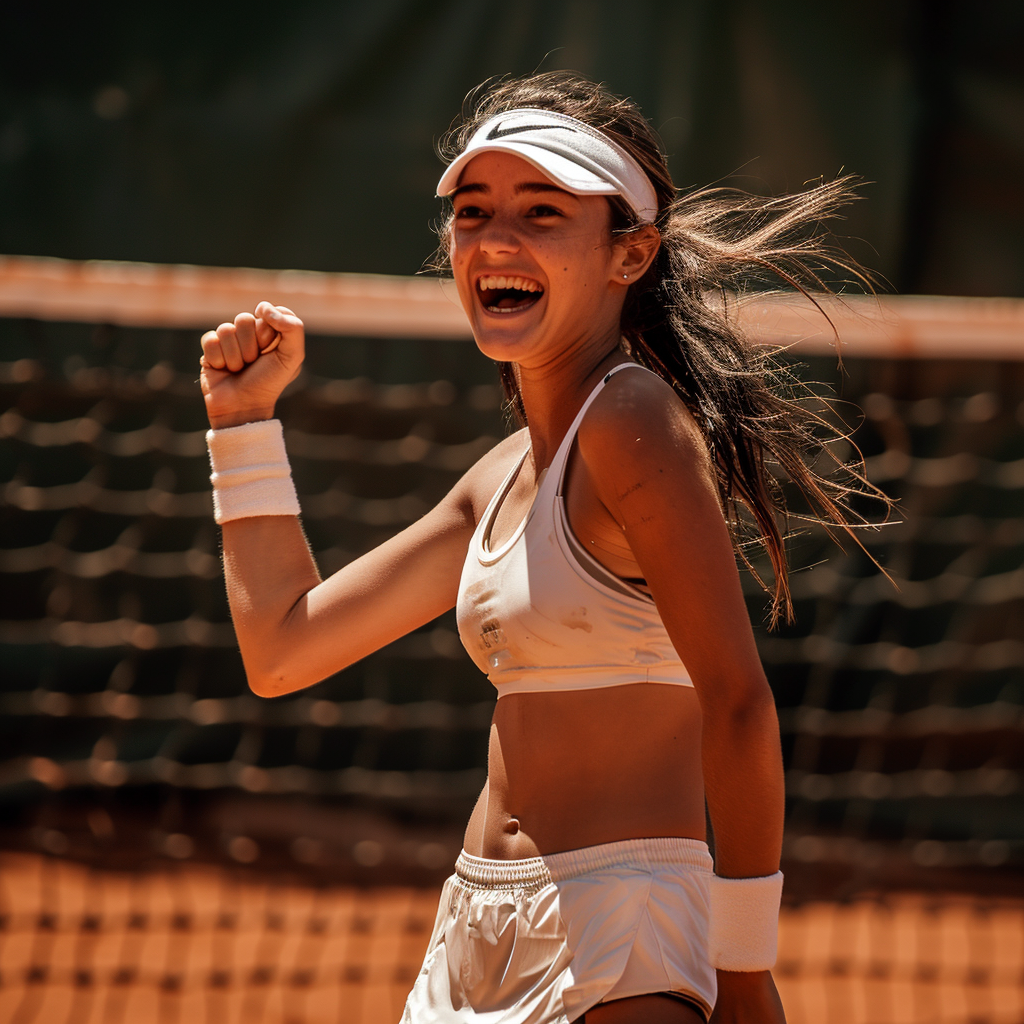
top-left (455, 837), bottom-right (712, 888)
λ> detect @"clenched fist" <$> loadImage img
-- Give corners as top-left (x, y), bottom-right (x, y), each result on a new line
top-left (199, 302), bottom-right (306, 429)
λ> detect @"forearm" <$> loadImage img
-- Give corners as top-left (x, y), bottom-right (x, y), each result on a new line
top-left (701, 684), bottom-right (785, 879)
top-left (221, 515), bottom-right (323, 692)
top-left (700, 685), bottom-right (786, 989)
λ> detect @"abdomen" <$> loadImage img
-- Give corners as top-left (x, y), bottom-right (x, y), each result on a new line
top-left (464, 683), bottom-right (706, 859)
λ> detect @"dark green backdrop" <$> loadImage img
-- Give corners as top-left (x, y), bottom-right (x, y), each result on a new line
top-left (2, 0), bottom-right (1023, 294)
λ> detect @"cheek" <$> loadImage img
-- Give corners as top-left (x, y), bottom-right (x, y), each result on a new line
top-left (449, 231), bottom-right (465, 265)
top-left (448, 238), bottom-right (482, 313)
top-left (544, 244), bottom-right (610, 299)
top-left (449, 237), bottom-right (471, 285)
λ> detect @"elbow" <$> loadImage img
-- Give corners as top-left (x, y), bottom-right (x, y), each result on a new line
top-left (244, 659), bottom-right (284, 698)
top-left (701, 676), bottom-right (778, 736)
top-left (247, 672), bottom-right (285, 699)
top-left (246, 666), bottom-right (310, 699)
top-left (236, 605), bottom-right (343, 698)
top-left (242, 646), bottom-right (309, 699)
top-left (236, 610), bottom-right (313, 698)
top-left (243, 637), bottom-right (338, 698)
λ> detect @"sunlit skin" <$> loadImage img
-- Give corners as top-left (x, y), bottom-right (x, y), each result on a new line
top-left (199, 151), bottom-right (786, 1022)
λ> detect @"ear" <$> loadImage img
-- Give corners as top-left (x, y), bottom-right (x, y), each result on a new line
top-left (610, 225), bottom-right (661, 285)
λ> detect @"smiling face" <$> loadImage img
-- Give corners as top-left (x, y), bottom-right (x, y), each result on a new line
top-left (449, 151), bottom-right (644, 372)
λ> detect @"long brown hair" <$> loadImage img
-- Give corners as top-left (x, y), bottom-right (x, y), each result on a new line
top-left (433, 71), bottom-right (890, 627)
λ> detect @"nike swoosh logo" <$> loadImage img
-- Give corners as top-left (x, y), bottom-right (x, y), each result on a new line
top-left (486, 122), bottom-right (573, 140)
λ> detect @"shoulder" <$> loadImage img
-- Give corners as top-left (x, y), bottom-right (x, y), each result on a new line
top-left (574, 366), bottom-right (729, 542)
top-left (577, 366), bottom-right (714, 485)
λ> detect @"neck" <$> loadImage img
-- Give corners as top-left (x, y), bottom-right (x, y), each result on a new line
top-left (516, 326), bottom-right (627, 471)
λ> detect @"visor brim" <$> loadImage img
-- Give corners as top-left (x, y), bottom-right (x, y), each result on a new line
top-left (436, 141), bottom-right (619, 199)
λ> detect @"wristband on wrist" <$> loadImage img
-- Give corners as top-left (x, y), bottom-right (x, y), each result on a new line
top-left (707, 870), bottom-right (784, 972)
top-left (206, 419), bottom-right (301, 524)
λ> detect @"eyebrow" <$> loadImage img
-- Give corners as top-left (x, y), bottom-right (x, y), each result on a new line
top-left (450, 181), bottom-right (576, 199)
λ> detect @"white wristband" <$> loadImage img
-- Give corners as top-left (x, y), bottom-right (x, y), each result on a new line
top-left (206, 419), bottom-right (301, 525)
top-left (707, 870), bottom-right (784, 972)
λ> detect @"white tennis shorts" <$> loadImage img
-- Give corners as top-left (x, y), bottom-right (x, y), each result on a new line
top-left (401, 837), bottom-right (717, 1023)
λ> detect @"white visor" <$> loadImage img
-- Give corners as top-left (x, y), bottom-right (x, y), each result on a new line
top-left (436, 108), bottom-right (659, 224)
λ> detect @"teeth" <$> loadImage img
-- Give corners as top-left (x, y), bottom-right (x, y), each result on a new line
top-left (477, 275), bottom-right (542, 293)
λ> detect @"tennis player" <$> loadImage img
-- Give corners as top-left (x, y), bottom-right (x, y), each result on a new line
top-left (200, 72), bottom-right (879, 1023)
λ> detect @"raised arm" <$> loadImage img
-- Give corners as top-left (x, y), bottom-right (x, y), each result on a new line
top-left (576, 370), bottom-right (787, 1021)
top-left (199, 303), bottom-right (478, 697)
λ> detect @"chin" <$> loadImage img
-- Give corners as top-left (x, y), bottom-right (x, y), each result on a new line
top-left (468, 315), bottom-right (544, 365)
top-left (472, 334), bottom-right (533, 366)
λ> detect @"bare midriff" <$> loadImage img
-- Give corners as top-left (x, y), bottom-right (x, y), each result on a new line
top-left (462, 682), bottom-right (706, 860)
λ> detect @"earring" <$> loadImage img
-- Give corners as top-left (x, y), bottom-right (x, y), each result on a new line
top-left (622, 274), bottom-right (629, 280)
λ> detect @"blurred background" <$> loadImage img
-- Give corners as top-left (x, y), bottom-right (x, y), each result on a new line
top-left (1, 2), bottom-right (1022, 1022)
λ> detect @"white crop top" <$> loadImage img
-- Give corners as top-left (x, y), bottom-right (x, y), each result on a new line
top-left (456, 363), bottom-right (694, 697)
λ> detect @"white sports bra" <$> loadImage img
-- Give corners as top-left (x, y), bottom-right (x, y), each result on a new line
top-left (455, 363), bottom-right (694, 698)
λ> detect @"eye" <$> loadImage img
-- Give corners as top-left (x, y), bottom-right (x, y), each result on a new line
top-left (528, 204), bottom-right (563, 218)
top-left (455, 204), bottom-right (487, 220)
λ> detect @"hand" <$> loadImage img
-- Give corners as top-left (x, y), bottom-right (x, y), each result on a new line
top-left (710, 971), bottom-right (786, 1023)
top-left (199, 302), bottom-right (305, 429)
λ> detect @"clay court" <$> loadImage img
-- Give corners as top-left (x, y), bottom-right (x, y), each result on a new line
top-left (2, 852), bottom-right (1023, 1024)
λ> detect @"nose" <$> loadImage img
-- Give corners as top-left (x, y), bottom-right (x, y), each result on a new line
top-left (478, 215), bottom-right (521, 257)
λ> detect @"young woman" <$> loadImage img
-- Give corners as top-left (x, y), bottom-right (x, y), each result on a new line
top-left (200, 73), bottom-right (876, 1023)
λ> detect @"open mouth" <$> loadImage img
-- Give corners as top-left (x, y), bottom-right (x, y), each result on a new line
top-left (476, 275), bottom-right (544, 315)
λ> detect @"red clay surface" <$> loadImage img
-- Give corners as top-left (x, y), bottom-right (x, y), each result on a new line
top-left (1, 853), bottom-right (1021, 1024)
